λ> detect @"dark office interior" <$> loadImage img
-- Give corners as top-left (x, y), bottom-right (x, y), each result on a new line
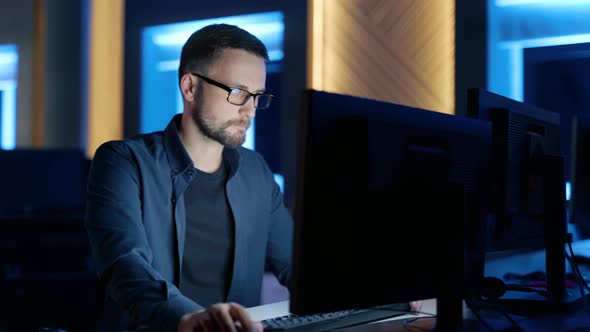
top-left (1, 0), bottom-right (590, 331)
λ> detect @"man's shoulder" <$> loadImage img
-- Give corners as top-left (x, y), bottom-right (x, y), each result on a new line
top-left (236, 146), bottom-right (267, 166)
top-left (234, 147), bottom-right (275, 178)
top-left (95, 131), bottom-right (165, 160)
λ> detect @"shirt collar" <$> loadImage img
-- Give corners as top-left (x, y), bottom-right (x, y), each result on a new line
top-left (163, 114), bottom-right (194, 177)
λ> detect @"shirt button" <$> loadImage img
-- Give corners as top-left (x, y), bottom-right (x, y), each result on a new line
top-left (171, 197), bottom-right (176, 203)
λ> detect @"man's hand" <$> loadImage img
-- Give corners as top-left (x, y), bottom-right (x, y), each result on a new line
top-left (178, 302), bottom-right (263, 332)
top-left (409, 301), bottom-right (423, 313)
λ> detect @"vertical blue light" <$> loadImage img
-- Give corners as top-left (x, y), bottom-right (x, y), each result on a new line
top-left (510, 46), bottom-right (523, 101)
top-left (273, 173), bottom-right (284, 193)
top-left (0, 44), bottom-right (18, 150)
top-left (242, 118), bottom-right (255, 150)
top-left (1, 84), bottom-right (16, 149)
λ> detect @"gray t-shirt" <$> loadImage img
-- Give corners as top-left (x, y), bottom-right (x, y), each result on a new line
top-left (180, 162), bottom-right (235, 307)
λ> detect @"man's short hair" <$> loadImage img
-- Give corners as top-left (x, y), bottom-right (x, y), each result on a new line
top-left (178, 23), bottom-right (269, 84)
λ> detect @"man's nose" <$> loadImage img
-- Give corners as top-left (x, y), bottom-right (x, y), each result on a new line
top-left (240, 97), bottom-right (257, 119)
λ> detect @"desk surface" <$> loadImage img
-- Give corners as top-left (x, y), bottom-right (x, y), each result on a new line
top-left (247, 298), bottom-right (590, 331)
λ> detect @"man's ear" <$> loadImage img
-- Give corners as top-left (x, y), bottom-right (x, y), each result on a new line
top-left (180, 73), bottom-right (197, 102)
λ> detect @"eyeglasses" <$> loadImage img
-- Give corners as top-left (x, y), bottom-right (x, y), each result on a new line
top-left (190, 73), bottom-right (273, 109)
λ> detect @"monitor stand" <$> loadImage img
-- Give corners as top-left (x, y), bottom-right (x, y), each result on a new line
top-left (432, 292), bottom-right (464, 332)
top-left (496, 156), bottom-right (586, 317)
top-left (429, 182), bottom-right (467, 332)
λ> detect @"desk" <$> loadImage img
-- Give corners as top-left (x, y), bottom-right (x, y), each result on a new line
top-left (247, 298), bottom-right (590, 331)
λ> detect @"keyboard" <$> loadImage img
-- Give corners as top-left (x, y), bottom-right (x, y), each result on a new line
top-left (261, 304), bottom-right (410, 331)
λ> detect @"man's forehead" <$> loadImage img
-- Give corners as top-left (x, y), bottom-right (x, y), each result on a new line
top-left (209, 50), bottom-right (267, 90)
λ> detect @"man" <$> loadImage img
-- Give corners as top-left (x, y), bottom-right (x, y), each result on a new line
top-left (85, 23), bottom-right (421, 332)
top-left (86, 23), bottom-right (288, 332)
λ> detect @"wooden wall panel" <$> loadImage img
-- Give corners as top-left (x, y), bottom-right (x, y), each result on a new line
top-left (87, 0), bottom-right (124, 157)
top-left (310, 0), bottom-right (455, 114)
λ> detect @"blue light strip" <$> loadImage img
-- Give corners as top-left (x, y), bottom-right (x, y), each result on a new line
top-left (0, 44), bottom-right (18, 150)
top-left (243, 119), bottom-right (255, 150)
top-left (498, 33), bottom-right (590, 101)
top-left (273, 173), bottom-right (284, 193)
top-left (153, 21), bottom-right (284, 47)
top-left (147, 11), bottom-right (285, 66)
top-left (511, 47), bottom-right (523, 101)
top-left (155, 50), bottom-right (285, 73)
top-left (496, 0), bottom-right (590, 7)
top-left (0, 52), bottom-right (17, 65)
top-left (1, 83), bottom-right (16, 149)
top-left (498, 33), bottom-right (590, 50)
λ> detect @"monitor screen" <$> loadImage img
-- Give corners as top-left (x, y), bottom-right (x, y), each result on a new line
top-left (570, 112), bottom-right (590, 239)
top-left (289, 90), bottom-right (492, 330)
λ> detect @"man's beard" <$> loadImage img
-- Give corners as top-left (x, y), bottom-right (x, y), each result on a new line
top-left (191, 99), bottom-right (249, 149)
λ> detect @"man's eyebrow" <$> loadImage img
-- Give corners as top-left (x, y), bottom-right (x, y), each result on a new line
top-left (229, 82), bottom-right (266, 94)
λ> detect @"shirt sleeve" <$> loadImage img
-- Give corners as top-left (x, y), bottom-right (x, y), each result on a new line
top-left (85, 142), bottom-right (202, 331)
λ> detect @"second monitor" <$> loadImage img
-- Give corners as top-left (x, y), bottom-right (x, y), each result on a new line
top-left (467, 88), bottom-right (575, 315)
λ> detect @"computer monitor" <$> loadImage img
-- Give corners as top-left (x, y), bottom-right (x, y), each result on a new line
top-left (467, 88), bottom-right (561, 251)
top-left (466, 88), bottom-right (572, 313)
top-left (569, 112), bottom-right (590, 238)
top-left (289, 90), bottom-right (492, 331)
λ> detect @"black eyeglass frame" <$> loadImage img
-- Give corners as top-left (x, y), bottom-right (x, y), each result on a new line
top-left (189, 72), bottom-right (274, 109)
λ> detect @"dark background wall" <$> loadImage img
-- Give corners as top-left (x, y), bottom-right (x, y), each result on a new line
top-left (43, 0), bottom-right (86, 149)
top-left (455, 0), bottom-right (487, 117)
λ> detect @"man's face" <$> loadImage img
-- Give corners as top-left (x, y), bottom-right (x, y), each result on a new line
top-left (191, 48), bottom-right (267, 149)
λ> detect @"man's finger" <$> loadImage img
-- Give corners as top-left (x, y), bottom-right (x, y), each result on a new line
top-left (210, 304), bottom-right (238, 332)
top-left (409, 301), bottom-right (423, 313)
top-left (228, 302), bottom-right (261, 332)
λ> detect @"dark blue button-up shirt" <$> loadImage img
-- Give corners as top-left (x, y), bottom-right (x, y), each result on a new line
top-left (85, 114), bottom-right (293, 331)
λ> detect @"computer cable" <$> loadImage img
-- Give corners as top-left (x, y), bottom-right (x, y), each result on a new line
top-left (564, 237), bottom-right (590, 313)
top-left (477, 277), bottom-right (527, 331)
top-left (565, 240), bottom-right (590, 293)
top-left (481, 276), bottom-right (549, 300)
top-left (565, 251), bottom-right (588, 312)
top-left (503, 284), bottom-right (550, 298)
